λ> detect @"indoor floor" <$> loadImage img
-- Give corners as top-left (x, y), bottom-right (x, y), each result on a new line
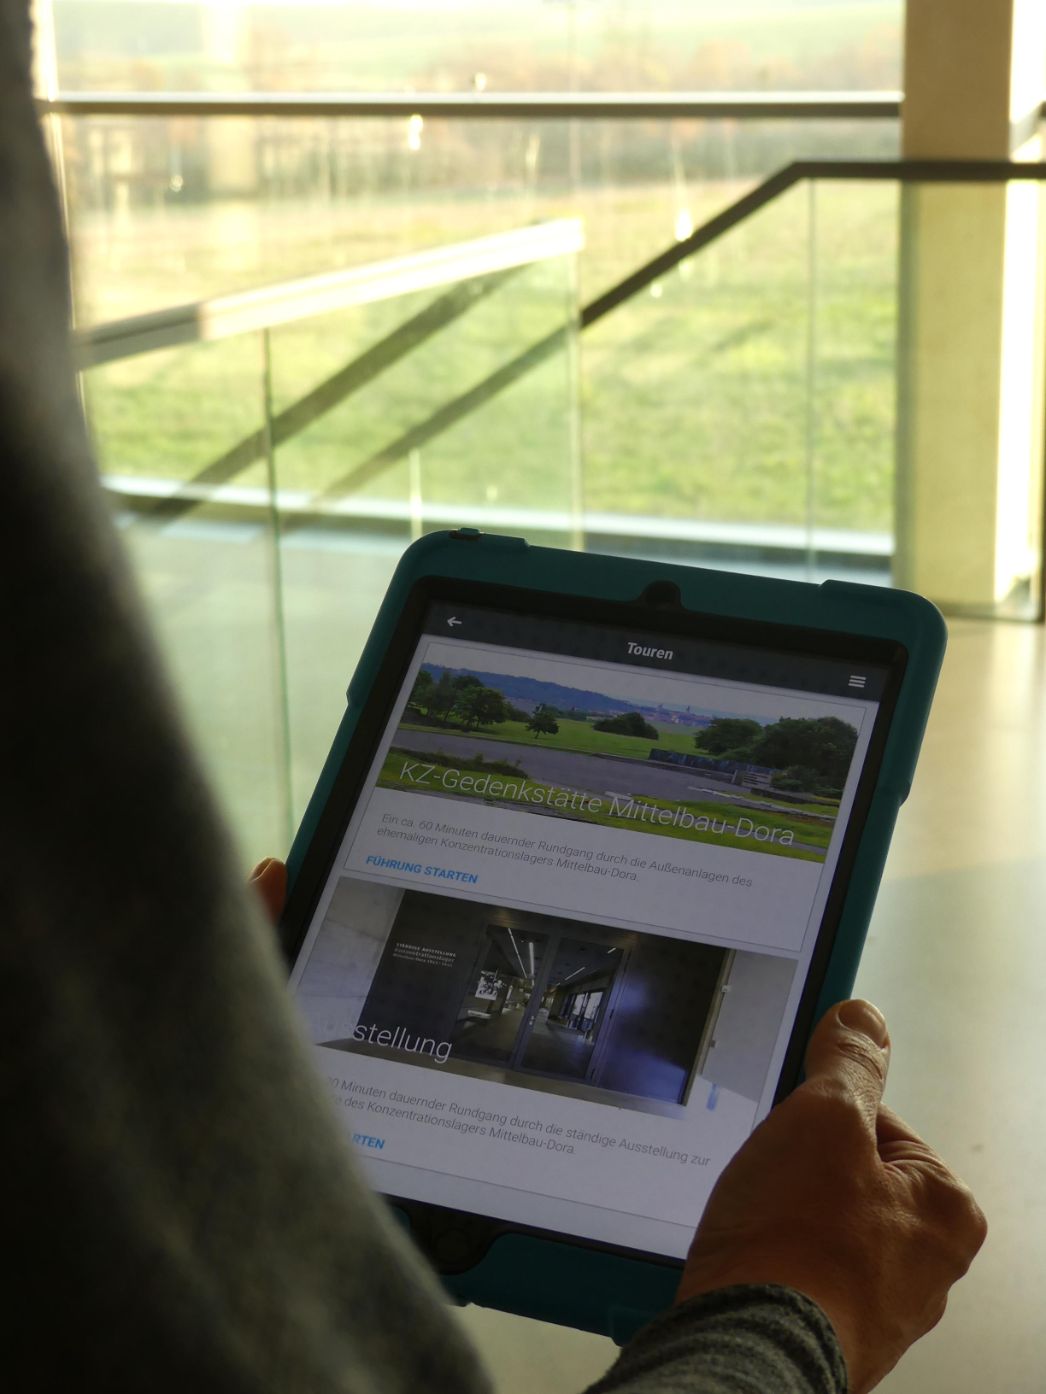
top-left (519, 1018), bottom-right (595, 1077)
top-left (452, 617), bottom-right (1046, 1393)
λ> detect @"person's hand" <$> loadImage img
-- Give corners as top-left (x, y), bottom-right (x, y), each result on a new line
top-left (249, 856), bottom-right (287, 924)
top-left (677, 999), bottom-right (987, 1394)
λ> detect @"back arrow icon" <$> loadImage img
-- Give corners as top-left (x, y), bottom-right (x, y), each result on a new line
top-left (447, 616), bottom-right (462, 628)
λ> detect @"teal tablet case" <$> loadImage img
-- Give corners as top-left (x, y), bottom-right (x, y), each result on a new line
top-left (286, 529), bottom-right (946, 1345)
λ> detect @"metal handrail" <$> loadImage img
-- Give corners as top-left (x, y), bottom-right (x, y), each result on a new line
top-left (40, 90), bottom-right (904, 121)
top-left (583, 158), bottom-right (1046, 328)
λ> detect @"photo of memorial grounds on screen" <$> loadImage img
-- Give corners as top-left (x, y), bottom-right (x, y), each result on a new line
top-left (376, 662), bottom-right (859, 862)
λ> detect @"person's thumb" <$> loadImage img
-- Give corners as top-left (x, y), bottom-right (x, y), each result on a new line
top-left (249, 856), bottom-right (288, 925)
top-left (802, 999), bottom-right (891, 1130)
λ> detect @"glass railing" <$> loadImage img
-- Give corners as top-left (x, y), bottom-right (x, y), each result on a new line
top-left (73, 150), bottom-right (1046, 861)
top-left (53, 108), bottom-right (899, 321)
top-left (580, 165), bottom-right (1046, 622)
top-left (580, 175), bottom-right (897, 582)
top-left (78, 221), bottom-right (583, 860)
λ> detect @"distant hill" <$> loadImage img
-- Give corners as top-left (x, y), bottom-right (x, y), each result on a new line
top-left (420, 665), bottom-right (756, 726)
top-left (421, 664), bottom-right (636, 716)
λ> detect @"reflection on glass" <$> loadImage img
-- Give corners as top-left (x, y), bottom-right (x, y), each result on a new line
top-left (583, 183), bottom-right (813, 531)
top-left (59, 115), bottom-right (898, 324)
top-left (79, 221), bottom-right (581, 858)
top-left (581, 178), bottom-right (902, 590)
top-left (85, 335), bottom-right (291, 864)
top-left (267, 254), bottom-right (580, 819)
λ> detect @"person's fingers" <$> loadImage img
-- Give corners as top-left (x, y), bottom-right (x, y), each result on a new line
top-left (249, 856), bottom-right (287, 924)
top-left (876, 1105), bottom-right (988, 1279)
top-left (875, 1103), bottom-right (915, 1138)
top-left (875, 1105), bottom-right (950, 1168)
top-left (875, 1105), bottom-right (981, 1227)
top-left (802, 999), bottom-right (891, 1131)
top-left (875, 1103), bottom-right (927, 1148)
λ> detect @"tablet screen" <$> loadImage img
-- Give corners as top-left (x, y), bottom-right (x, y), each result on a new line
top-left (287, 593), bottom-right (896, 1262)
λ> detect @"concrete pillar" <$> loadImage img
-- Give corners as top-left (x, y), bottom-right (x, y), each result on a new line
top-left (895, 0), bottom-right (1046, 612)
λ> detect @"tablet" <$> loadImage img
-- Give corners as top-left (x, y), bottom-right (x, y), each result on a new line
top-left (281, 530), bottom-right (945, 1341)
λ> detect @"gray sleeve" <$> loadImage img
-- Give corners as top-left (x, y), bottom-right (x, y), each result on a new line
top-left (1, 7), bottom-right (844, 1393)
top-left (2, 7), bottom-right (488, 1390)
top-left (589, 1287), bottom-right (847, 1394)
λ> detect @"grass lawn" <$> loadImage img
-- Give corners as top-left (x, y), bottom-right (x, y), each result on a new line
top-left (753, 792), bottom-right (841, 816)
top-left (399, 715), bottom-right (702, 760)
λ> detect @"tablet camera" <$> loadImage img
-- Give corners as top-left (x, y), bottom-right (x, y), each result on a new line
top-left (638, 580), bottom-right (684, 610)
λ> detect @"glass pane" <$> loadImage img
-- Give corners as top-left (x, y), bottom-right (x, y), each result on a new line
top-left (83, 336), bottom-right (268, 484)
top-left (583, 172), bottom-right (1046, 618)
top-left (51, 1), bottom-right (903, 94)
top-left (806, 179), bottom-right (898, 585)
top-left (567, 117), bottom-right (898, 302)
top-left (83, 336), bottom-right (291, 864)
top-left (582, 181), bottom-right (815, 569)
top-left (268, 250), bottom-right (580, 819)
top-left (58, 114), bottom-right (898, 324)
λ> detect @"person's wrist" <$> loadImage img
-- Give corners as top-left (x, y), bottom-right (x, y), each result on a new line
top-left (679, 1243), bottom-right (865, 1386)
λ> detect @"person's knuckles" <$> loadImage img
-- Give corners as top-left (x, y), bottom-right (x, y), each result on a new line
top-left (805, 1020), bottom-right (889, 1113)
top-left (922, 1294), bottom-right (950, 1336)
top-left (875, 1102), bottom-right (922, 1142)
top-left (892, 1125), bottom-right (987, 1256)
top-left (897, 1165), bottom-right (987, 1274)
top-left (930, 1180), bottom-right (988, 1265)
top-left (877, 1128), bottom-right (944, 1167)
top-left (965, 1194), bottom-right (989, 1250)
top-left (797, 1072), bottom-right (884, 1149)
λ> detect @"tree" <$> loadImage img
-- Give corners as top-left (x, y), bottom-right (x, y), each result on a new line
top-left (407, 667), bottom-right (434, 715)
top-left (694, 718), bottom-right (763, 759)
top-left (750, 717), bottom-right (858, 787)
top-left (452, 685), bottom-right (508, 731)
top-left (526, 704), bottom-right (559, 739)
top-left (426, 670), bottom-right (458, 726)
top-left (593, 711), bottom-right (659, 740)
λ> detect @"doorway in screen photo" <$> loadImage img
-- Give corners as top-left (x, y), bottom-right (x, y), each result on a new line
top-left (297, 883), bottom-right (796, 1117)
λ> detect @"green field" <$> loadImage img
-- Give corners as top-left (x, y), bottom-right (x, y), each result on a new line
top-left (377, 748), bottom-right (830, 861)
top-left (399, 715), bottom-right (704, 761)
